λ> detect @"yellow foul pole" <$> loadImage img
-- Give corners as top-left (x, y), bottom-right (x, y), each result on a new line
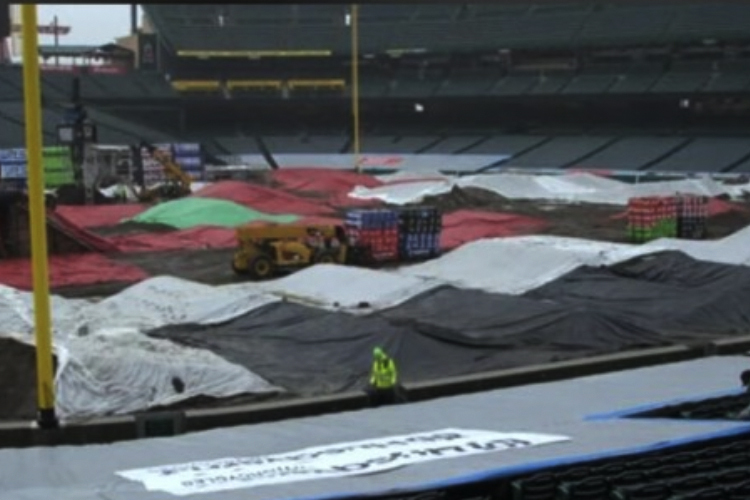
top-left (350, 4), bottom-right (361, 173)
top-left (21, 4), bottom-right (58, 429)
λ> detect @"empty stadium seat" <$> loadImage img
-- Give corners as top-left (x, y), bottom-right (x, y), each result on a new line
top-left (562, 74), bottom-right (617, 94)
top-left (491, 75), bottom-right (538, 95)
top-left (574, 137), bottom-right (688, 171)
top-left (728, 480), bottom-right (750, 499)
top-left (713, 466), bottom-right (750, 485)
top-left (511, 472), bottom-right (556, 500)
top-left (645, 138), bottom-right (750, 173)
top-left (609, 471), bottom-right (650, 488)
top-left (421, 136), bottom-right (485, 154)
top-left (557, 476), bottom-right (609, 500)
top-left (667, 475), bottom-right (714, 495)
top-left (670, 486), bottom-right (727, 500)
top-left (650, 72), bottom-right (711, 94)
top-left (527, 72), bottom-right (573, 95)
top-left (612, 483), bottom-right (671, 500)
top-left (506, 136), bottom-right (614, 169)
top-left (436, 69), bottom-right (499, 97)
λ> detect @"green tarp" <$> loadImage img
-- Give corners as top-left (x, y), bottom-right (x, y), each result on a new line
top-left (130, 198), bottom-right (300, 229)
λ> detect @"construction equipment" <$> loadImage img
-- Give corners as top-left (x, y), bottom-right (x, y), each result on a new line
top-left (232, 224), bottom-right (348, 279)
top-left (131, 141), bottom-right (193, 202)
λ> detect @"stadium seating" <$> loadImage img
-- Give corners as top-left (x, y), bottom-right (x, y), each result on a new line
top-left (573, 137), bottom-right (690, 171)
top-left (503, 136), bottom-right (616, 169)
top-left (644, 138), bottom-right (750, 173)
top-left (142, 2), bottom-right (750, 54)
top-left (0, 66), bottom-right (177, 104)
top-left (420, 136), bottom-right (486, 154)
top-left (463, 135), bottom-right (549, 156)
top-left (507, 433), bottom-right (750, 500)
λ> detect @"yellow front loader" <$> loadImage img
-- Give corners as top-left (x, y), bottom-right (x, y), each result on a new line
top-left (232, 224), bottom-right (349, 280)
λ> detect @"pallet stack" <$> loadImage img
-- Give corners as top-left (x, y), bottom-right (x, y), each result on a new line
top-left (139, 143), bottom-right (173, 186)
top-left (627, 196), bottom-right (678, 243)
top-left (345, 209), bottom-right (399, 262)
top-left (398, 206), bottom-right (442, 260)
top-left (677, 194), bottom-right (709, 240)
top-left (42, 146), bottom-right (75, 188)
top-left (172, 143), bottom-right (205, 181)
top-left (0, 148), bottom-right (27, 189)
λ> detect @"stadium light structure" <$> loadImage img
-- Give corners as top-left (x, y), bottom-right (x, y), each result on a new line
top-left (21, 4), bottom-right (58, 430)
top-left (350, 4), bottom-right (361, 173)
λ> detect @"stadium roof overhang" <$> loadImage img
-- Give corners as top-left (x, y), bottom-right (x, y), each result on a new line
top-left (176, 49), bottom-right (332, 58)
top-left (39, 43), bottom-right (134, 59)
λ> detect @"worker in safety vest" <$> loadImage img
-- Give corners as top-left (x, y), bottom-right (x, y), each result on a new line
top-left (735, 370), bottom-right (750, 420)
top-left (368, 347), bottom-right (399, 407)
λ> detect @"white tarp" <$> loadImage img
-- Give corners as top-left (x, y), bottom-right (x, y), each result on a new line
top-left (397, 236), bottom-right (642, 294)
top-left (226, 154), bottom-right (507, 173)
top-left (5, 221), bottom-right (750, 418)
top-left (0, 276), bottom-right (283, 420)
top-left (349, 172), bottom-right (749, 205)
top-left (117, 428), bottom-right (570, 496)
top-left (398, 227), bottom-right (750, 294)
top-left (259, 264), bottom-right (441, 311)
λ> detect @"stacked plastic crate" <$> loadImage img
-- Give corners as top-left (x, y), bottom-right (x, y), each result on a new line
top-left (345, 209), bottom-right (399, 262)
top-left (172, 143), bottom-right (205, 181)
top-left (139, 143), bottom-right (173, 186)
top-left (627, 196), bottom-right (678, 243)
top-left (677, 194), bottom-right (709, 240)
top-left (397, 206), bottom-right (442, 260)
top-left (0, 148), bottom-right (27, 189)
top-left (42, 146), bottom-right (75, 188)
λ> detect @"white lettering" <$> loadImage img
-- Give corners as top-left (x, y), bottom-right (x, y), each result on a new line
top-left (117, 429), bottom-right (570, 496)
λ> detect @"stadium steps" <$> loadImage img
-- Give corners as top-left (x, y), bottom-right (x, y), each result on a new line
top-left (0, 69), bottom-right (23, 102)
top-left (422, 136), bottom-right (487, 155)
top-left (561, 74), bottom-right (618, 95)
top-left (0, 114), bottom-right (27, 148)
top-left (0, 101), bottom-right (60, 142)
top-left (503, 136), bottom-right (614, 169)
top-left (644, 137), bottom-right (750, 173)
top-left (628, 393), bottom-right (750, 420)
top-left (574, 137), bottom-right (690, 171)
top-left (464, 135), bottom-right (550, 156)
top-left (393, 136), bottom-right (443, 153)
top-left (507, 433), bottom-right (750, 500)
top-left (561, 137), bottom-right (620, 169)
top-left (721, 149), bottom-right (750, 174)
top-left (637, 138), bottom-right (693, 171)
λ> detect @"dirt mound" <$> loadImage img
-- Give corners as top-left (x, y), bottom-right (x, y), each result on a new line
top-left (419, 186), bottom-right (514, 211)
top-left (0, 338), bottom-right (56, 420)
top-left (91, 221), bottom-right (177, 237)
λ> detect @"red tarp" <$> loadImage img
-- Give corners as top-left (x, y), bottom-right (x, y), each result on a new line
top-left (48, 210), bottom-right (121, 253)
top-left (0, 253), bottom-right (148, 290)
top-left (193, 181), bottom-right (335, 216)
top-left (271, 168), bottom-right (382, 207)
top-left (95, 210), bottom-right (549, 254)
top-left (55, 204), bottom-right (146, 229)
top-left (110, 216), bottom-right (345, 253)
top-left (441, 210), bottom-right (550, 250)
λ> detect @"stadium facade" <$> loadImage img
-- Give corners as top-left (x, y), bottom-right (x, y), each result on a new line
top-left (1, 2), bottom-right (750, 171)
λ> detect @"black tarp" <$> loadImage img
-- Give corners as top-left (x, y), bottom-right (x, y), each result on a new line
top-left (149, 251), bottom-right (750, 397)
top-left (525, 251), bottom-right (750, 335)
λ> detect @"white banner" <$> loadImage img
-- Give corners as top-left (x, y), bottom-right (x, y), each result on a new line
top-left (117, 428), bottom-right (570, 496)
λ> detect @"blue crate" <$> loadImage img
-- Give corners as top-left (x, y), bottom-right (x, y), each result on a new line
top-left (345, 209), bottom-right (398, 229)
top-left (1, 162), bottom-right (28, 180)
top-left (173, 143), bottom-right (202, 155)
top-left (0, 149), bottom-right (27, 163)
